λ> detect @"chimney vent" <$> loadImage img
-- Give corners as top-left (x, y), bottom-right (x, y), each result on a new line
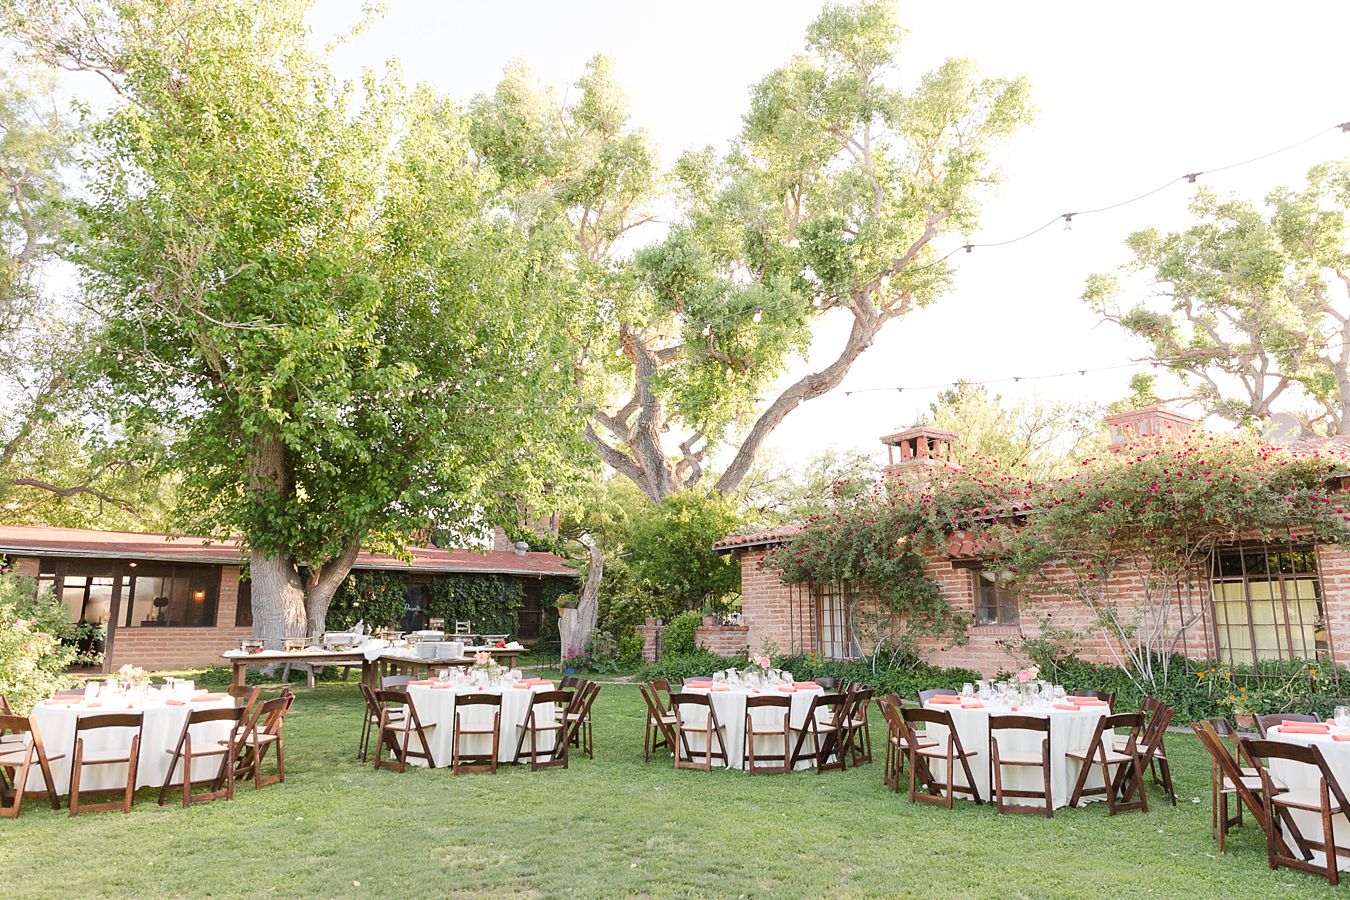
top-left (880, 425), bottom-right (960, 482)
top-left (1103, 404), bottom-right (1197, 449)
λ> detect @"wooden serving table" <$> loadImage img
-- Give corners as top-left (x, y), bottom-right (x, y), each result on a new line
top-left (221, 646), bottom-right (524, 690)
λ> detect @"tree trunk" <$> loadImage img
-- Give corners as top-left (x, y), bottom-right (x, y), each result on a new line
top-left (304, 537), bottom-right (363, 636)
top-left (249, 548), bottom-right (308, 649)
top-left (572, 536), bottom-right (604, 653)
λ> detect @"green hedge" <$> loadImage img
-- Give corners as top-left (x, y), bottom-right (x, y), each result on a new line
top-left (662, 610), bottom-right (702, 656)
top-left (639, 650), bottom-right (741, 684)
top-left (1031, 653), bottom-right (1349, 723)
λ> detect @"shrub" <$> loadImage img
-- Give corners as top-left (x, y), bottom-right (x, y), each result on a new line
top-left (775, 653), bottom-right (980, 700)
top-left (639, 650), bottom-right (742, 684)
top-left (425, 574), bottom-right (523, 637)
top-left (662, 610), bottom-right (702, 656)
top-left (0, 572), bottom-right (75, 713)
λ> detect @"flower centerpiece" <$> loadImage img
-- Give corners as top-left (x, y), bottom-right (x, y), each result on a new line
top-left (471, 650), bottom-right (502, 684)
top-left (1013, 665), bottom-right (1039, 685)
top-left (114, 663), bottom-right (149, 693)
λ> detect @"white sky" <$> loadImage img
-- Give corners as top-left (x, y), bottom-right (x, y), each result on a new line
top-left (311, 2), bottom-right (1350, 468)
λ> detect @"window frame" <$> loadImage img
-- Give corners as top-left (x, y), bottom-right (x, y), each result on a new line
top-left (972, 568), bottom-right (1020, 627)
top-left (1209, 543), bottom-right (1328, 667)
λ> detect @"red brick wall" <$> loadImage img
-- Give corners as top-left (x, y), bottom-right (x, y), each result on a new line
top-left (737, 549), bottom-right (814, 655)
top-left (738, 541), bottom-right (1325, 678)
top-left (695, 624), bottom-right (750, 657)
top-left (108, 565), bottom-right (251, 671)
top-left (637, 622), bottom-right (664, 662)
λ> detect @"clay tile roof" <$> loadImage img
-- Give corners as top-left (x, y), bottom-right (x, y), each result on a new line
top-left (0, 525), bottom-right (576, 578)
top-left (713, 524), bottom-right (804, 551)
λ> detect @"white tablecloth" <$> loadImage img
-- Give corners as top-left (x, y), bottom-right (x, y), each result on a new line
top-left (405, 683), bottom-right (560, 765)
top-left (1266, 726), bottom-right (1350, 869)
top-left (675, 686), bottom-right (826, 771)
top-left (920, 701), bottom-right (1111, 808)
top-left (26, 693), bottom-right (235, 795)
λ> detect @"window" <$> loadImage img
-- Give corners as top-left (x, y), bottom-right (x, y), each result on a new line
top-left (123, 563), bottom-right (220, 628)
top-left (38, 560), bottom-right (123, 626)
top-left (813, 581), bottom-right (862, 660)
top-left (1211, 545), bottom-right (1327, 665)
top-left (974, 569), bottom-right (1019, 626)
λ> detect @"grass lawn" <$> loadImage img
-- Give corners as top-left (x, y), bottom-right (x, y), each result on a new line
top-left (0, 677), bottom-right (1341, 898)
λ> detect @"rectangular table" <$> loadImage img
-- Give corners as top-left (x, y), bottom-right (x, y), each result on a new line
top-left (221, 647), bottom-right (524, 690)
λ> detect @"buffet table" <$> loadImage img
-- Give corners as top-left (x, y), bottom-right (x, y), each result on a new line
top-left (221, 646), bottom-right (524, 690)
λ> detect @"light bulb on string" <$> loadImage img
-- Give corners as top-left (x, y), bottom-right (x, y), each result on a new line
top-left (1062, 213), bottom-right (1074, 231)
top-left (879, 272), bottom-right (892, 289)
top-left (701, 323), bottom-right (711, 336)
top-left (752, 308), bottom-right (763, 324)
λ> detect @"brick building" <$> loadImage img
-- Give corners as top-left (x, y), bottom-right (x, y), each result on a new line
top-left (717, 411), bottom-right (1350, 677)
top-left (0, 526), bottom-right (575, 672)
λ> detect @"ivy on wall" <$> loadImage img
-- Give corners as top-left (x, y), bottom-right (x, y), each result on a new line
top-left (425, 574), bottom-right (524, 637)
top-left (325, 572), bottom-right (407, 630)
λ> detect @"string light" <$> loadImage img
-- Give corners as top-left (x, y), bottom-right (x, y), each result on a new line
top-left (702, 322), bottom-right (712, 336)
top-left (752, 308), bottom-right (763, 323)
top-left (1061, 213), bottom-right (1074, 231)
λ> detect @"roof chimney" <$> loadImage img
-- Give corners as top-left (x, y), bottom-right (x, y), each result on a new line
top-left (881, 425), bottom-right (960, 484)
top-left (1103, 404), bottom-right (1197, 450)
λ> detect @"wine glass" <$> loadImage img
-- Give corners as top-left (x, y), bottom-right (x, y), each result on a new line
top-left (1336, 706), bottom-right (1350, 730)
top-left (713, 672), bottom-right (725, 685)
top-left (961, 682), bottom-right (975, 699)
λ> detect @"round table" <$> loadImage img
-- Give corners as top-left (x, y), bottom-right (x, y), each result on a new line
top-left (920, 700), bottom-right (1111, 808)
top-left (27, 692), bottom-right (235, 795)
top-left (405, 682), bottom-right (561, 766)
top-left (677, 685), bottom-right (826, 771)
top-left (1266, 725), bottom-right (1350, 869)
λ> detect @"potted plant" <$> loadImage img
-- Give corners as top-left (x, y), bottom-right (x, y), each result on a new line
top-left (1223, 688), bottom-right (1256, 729)
top-left (555, 592), bottom-right (578, 613)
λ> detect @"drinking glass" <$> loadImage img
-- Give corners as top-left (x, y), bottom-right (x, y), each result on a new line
top-left (83, 681), bottom-right (100, 701)
top-left (1336, 706), bottom-right (1350, 729)
top-left (713, 672), bottom-right (725, 685)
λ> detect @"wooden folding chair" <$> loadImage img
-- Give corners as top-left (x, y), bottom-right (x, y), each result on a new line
top-left (1117, 697), bottom-right (1175, 805)
top-left (845, 685), bottom-right (874, 766)
top-left (565, 682), bottom-right (600, 759)
top-left (639, 683), bottom-right (676, 763)
top-left (1244, 738), bottom-right (1350, 886)
top-left (358, 683), bottom-right (406, 762)
top-left (1067, 711), bottom-right (1148, 814)
top-left (69, 712), bottom-right (144, 816)
top-left (789, 692), bottom-right (851, 773)
top-left (989, 714), bottom-right (1053, 818)
top-left (159, 705), bottom-right (246, 807)
top-left (743, 695), bottom-right (792, 775)
top-left (650, 679), bottom-right (673, 709)
top-left (234, 691), bottom-right (294, 790)
top-left (671, 692), bottom-right (729, 771)
top-left (453, 693), bottom-right (502, 774)
top-left (900, 706), bottom-right (982, 807)
top-left (0, 714), bottom-right (63, 818)
top-left (374, 688), bottom-right (436, 772)
top-left (1192, 720), bottom-right (1281, 853)
top-left (512, 689), bottom-right (573, 770)
top-left (0, 696), bottom-right (22, 749)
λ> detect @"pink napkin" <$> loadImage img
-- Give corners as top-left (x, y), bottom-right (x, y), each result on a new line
top-left (709, 686), bottom-right (730, 692)
top-left (1334, 735), bottom-right (1350, 742)
top-left (431, 683), bottom-right (454, 689)
top-left (777, 686), bottom-right (796, 693)
top-left (1053, 703), bottom-right (1079, 711)
top-left (166, 699), bottom-right (186, 706)
top-left (1072, 699), bottom-right (1108, 707)
top-left (535, 682), bottom-right (554, 690)
top-left (409, 680), bottom-right (438, 687)
top-left (928, 695), bottom-right (961, 705)
top-left (196, 693), bottom-right (229, 702)
top-left (1279, 723), bottom-right (1330, 735)
top-left (686, 681), bottom-right (713, 689)
top-left (793, 682), bottom-right (820, 690)
top-left (1285, 719), bottom-right (1324, 728)
top-left (512, 684), bottom-right (533, 689)
top-left (961, 701), bottom-right (984, 709)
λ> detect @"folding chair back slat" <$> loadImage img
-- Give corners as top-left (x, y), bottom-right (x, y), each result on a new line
top-left (1066, 711), bottom-right (1148, 815)
top-left (988, 714), bottom-right (1052, 818)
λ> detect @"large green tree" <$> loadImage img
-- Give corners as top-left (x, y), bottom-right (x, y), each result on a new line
top-left (7, 0), bottom-right (586, 642)
top-left (1084, 161), bottom-right (1350, 434)
top-left (470, 0), bottom-right (1032, 504)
